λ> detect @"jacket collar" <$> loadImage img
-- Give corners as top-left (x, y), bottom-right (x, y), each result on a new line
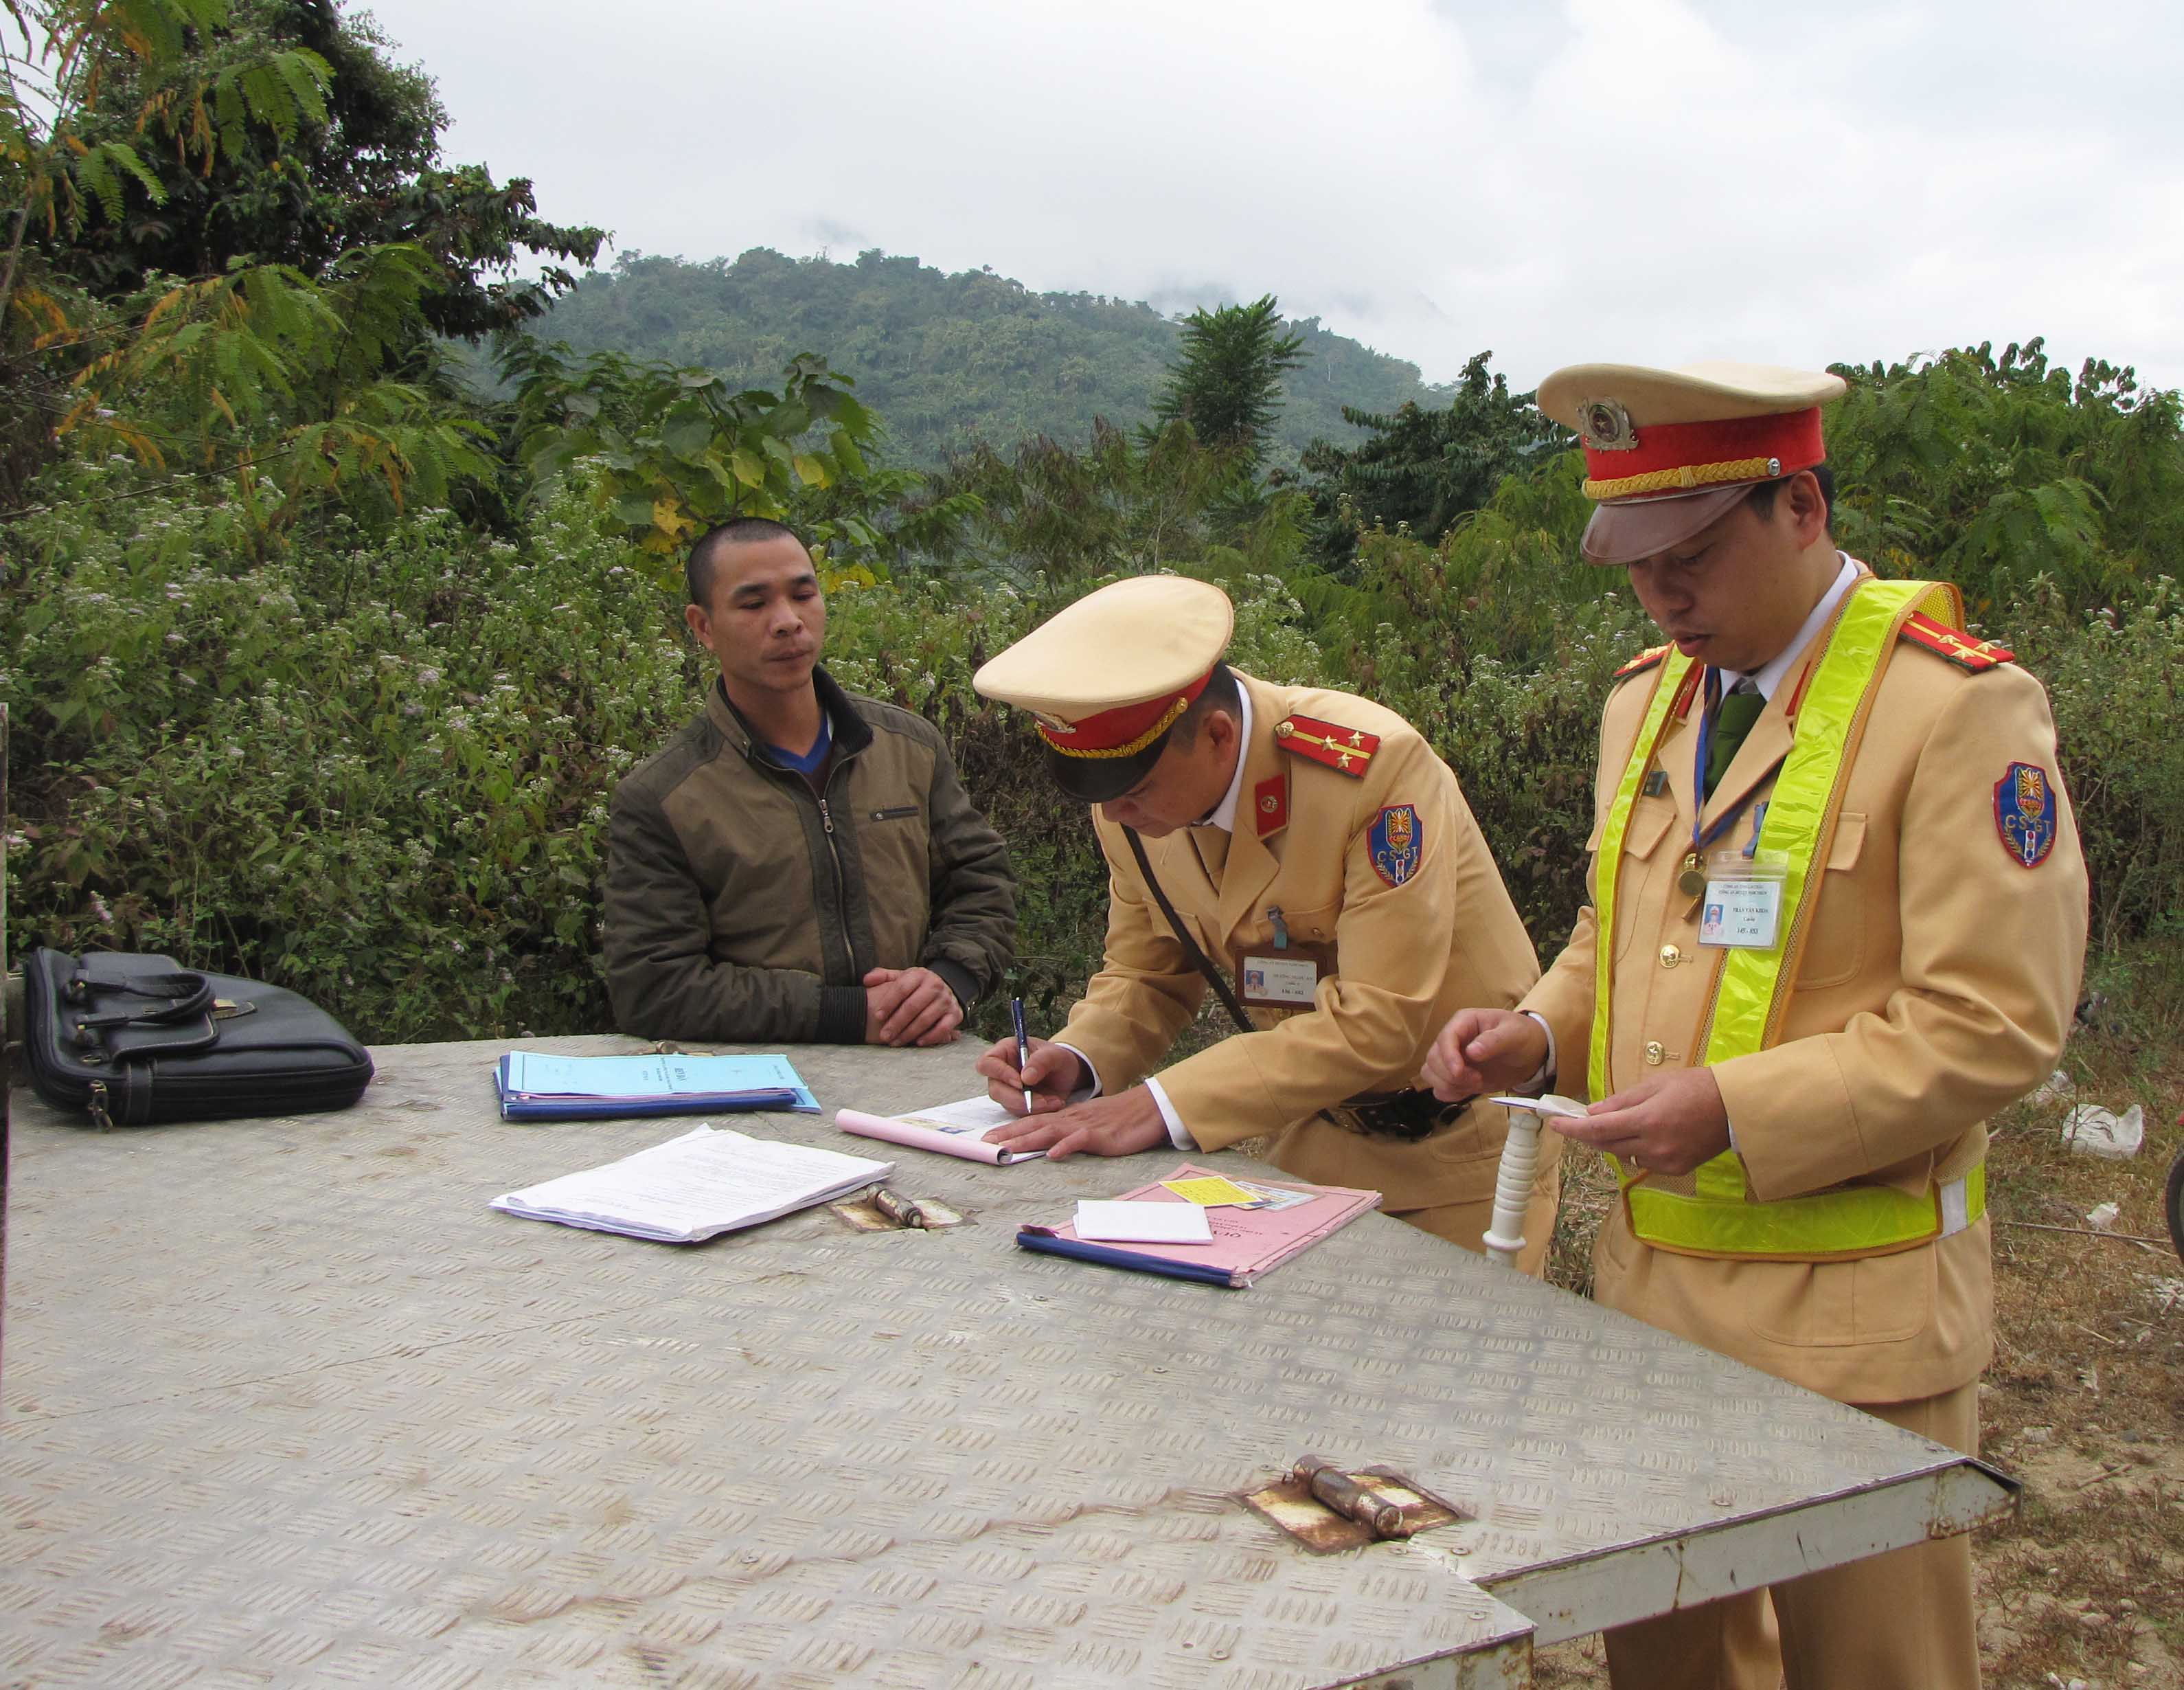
top-left (705, 664), bottom-right (875, 765)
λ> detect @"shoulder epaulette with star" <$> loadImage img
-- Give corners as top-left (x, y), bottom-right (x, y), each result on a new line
top-left (1615, 644), bottom-right (1670, 680)
top-left (1899, 612), bottom-right (2015, 673)
top-left (1275, 713), bottom-right (1379, 778)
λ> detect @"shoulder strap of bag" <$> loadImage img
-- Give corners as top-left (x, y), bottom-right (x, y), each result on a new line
top-left (1122, 826), bottom-right (1255, 1037)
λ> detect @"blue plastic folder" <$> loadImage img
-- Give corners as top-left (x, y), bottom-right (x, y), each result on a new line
top-left (493, 1051), bottom-right (819, 1122)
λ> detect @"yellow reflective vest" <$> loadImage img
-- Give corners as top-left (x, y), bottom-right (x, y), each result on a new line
top-left (1591, 578), bottom-right (1988, 1260)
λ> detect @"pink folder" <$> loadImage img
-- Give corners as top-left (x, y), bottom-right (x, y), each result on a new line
top-left (1016, 1163), bottom-right (1383, 1287)
top-left (834, 1104), bottom-right (1045, 1165)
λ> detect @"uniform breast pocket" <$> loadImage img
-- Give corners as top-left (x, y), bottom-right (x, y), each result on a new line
top-left (1606, 800), bottom-right (1679, 960)
top-left (1792, 812), bottom-right (1869, 989)
top-left (868, 804), bottom-right (922, 823)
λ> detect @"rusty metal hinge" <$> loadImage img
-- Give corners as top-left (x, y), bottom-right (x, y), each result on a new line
top-left (1238, 1454), bottom-right (1467, 1553)
top-left (831, 1184), bottom-right (965, 1232)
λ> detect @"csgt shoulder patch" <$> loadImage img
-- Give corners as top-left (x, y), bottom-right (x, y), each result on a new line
top-left (1369, 804), bottom-right (1423, 887)
top-left (1994, 762), bottom-right (2058, 868)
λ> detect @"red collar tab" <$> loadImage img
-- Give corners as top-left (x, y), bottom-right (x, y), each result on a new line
top-left (1034, 667), bottom-right (1214, 758)
top-left (1615, 644), bottom-right (1670, 679)
top-left (1253, 773), bottom-right (1289, 837)
top-left (1275, 713), bottom-right (1379, 778)
top-left (1583, 407), bottom-right (1827, 504)
top-left (1899, 612), bottom-right (2014, 672)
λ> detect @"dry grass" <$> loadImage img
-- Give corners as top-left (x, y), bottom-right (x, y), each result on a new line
top-left (1534, 940), bottom-right (2184, 1687)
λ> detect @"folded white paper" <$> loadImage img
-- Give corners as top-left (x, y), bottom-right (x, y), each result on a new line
top-left (491, 1125), bottom-right (892, 1243)
top-left (1073, 1199), bottom-right (1214, 1245)
top-left (1487, 1092), bottom-right (1590, 1120)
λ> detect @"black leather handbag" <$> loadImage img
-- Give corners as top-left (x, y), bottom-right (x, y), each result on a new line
top-left (21, 947), bottom-right (374, 1127)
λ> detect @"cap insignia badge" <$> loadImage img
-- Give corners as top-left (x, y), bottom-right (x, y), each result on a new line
top-left (1578, 397), bottom-right (1639, 452)
top-left (1030, 711), bottom-right (1078, 734)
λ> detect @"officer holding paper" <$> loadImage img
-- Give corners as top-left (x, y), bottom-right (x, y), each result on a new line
top-left (1423, 361), bottom-right (2089, 1688)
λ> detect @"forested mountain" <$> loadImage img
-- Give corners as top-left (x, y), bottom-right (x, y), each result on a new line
top-left (531, 247), bottom-right (1448, 465)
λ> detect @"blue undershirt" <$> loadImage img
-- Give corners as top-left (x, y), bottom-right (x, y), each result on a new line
top-left (763, 710), bottom-right (832, 777)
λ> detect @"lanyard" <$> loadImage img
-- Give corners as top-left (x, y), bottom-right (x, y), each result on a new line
top-left (1681, 668), bottom-right (1785, 888)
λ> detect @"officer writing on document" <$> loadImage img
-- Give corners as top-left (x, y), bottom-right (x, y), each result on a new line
top-left (1422, 361), bottom-right (2089, 1689)
top-left (968, 576), bottom-right (1558, 1268)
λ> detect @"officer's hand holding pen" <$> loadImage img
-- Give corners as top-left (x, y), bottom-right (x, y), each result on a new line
top-left (973, 1035), bottom-right (1083, 1116)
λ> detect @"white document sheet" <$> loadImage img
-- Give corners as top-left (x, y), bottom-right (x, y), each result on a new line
top-left (490, 1125), bottom-right (894, 1243)
top-left (1073, 1199), bottom-right (1214, 1245)
top-left (1486, 1093), bottom-right (1590, 1120)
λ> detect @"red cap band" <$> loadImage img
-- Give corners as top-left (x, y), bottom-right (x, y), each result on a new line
top-left (1036, 668), bottom-right (1214, 759)
top-left (1583, 408), bottom-right (1826, 502)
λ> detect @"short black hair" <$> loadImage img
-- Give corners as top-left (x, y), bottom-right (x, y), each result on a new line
top-left (687, 516), bottom-right (808, 607)
top-left (1165, 662), bottom-right (1242, 750)
top-left (1744, 463), bottom-right (1835, 535)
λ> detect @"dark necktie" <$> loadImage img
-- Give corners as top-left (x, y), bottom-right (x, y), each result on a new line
top-left (1705, 682), bottom-right (1765, 798)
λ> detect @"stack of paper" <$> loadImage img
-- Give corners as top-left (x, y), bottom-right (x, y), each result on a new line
top-left (494, 1050), bottom-right (819, 1121)
top-left (1017, 1163), bottom-right (1382, 1287)
top-left (835, 1093), bottom-right (1047, 1164)
top-left (490, 1125), bottom-right (892, 1243)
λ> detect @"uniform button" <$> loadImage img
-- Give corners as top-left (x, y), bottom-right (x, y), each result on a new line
top-left (1659, 945), bottom-right (1682, 969)
top-left (1643, 1041), bottom-right (1667, 1066)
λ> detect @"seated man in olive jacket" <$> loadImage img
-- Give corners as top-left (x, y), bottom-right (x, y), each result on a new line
top-left (604, 518), bottom-right (1016, 1046)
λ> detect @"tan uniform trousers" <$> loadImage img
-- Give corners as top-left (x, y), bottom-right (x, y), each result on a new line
top-left (1391, 1156), bottom-right (1561, 1278)
top-left (1603, 1380), bottom-right (1981, 1690)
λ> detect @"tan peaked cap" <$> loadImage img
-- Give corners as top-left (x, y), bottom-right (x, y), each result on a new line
top-left (1536, 360), bottom-right (1849, 564)
top-left (973, 576), bottom-right (1233, 723)
top-left (1534, 360), bottom-right (1847, 433)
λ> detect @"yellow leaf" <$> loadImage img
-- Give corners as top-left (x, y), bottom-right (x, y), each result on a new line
top-left (792, 453), bottom-right (831, 488)
top-left (652, 496), bottom-right (693, 543)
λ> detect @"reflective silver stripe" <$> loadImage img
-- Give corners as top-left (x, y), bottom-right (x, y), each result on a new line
top-left (1939, 1176), bottom-right (1972, 1237)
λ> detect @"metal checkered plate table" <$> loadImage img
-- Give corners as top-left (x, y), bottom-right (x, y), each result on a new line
top-left (1, 1037), bottom-right (2013, 1687)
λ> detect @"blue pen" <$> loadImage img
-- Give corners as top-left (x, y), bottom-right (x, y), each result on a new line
top-left (1011, 995), bottom-right (1033, 1115)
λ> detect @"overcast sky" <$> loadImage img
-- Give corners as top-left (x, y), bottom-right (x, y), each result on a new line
top-left (363, 0), bottom-right (2183, 392)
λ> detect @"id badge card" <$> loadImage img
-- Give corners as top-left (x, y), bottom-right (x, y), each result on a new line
top-left (1231, 940), bottom-right (1334, 1010)
top-left (1698, 850), bottom-right (1788, 950)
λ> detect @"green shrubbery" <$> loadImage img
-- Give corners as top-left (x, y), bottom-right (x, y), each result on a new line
top-left (5, 478), bottom-right (695, 1038)
top-left (12, 390), bottom-right (2177, 1048)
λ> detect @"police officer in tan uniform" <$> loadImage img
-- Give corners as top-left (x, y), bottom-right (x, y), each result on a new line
top-left (1424, 362), bottom-right (2089, 1687)
top-left (971, 576), bottom-right (1558, 1265)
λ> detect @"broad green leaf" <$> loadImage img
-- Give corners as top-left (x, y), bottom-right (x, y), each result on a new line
top-left (661, 410), bottom-right (714, 460)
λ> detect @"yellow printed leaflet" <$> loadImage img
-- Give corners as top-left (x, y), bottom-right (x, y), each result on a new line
top-left (1161, 1176), bottom-right (1262, 1208)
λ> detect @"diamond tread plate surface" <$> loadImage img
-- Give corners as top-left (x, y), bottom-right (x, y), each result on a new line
top-left (3, 1037), bottom-right (1983, 1686)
